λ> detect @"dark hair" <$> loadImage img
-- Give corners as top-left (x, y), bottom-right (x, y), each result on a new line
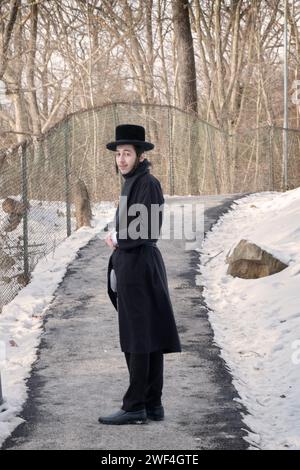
top-left (115, 145), bottom-right (152, 174)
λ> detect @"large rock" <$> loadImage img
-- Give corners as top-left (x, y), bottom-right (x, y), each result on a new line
top-left (226, 239), bottom-right (288, 279)
top-left (1, 197), bottom-right (27, 233)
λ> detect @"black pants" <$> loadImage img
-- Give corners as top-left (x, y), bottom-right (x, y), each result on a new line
top-left (122, 351), bottom-right (164, 412)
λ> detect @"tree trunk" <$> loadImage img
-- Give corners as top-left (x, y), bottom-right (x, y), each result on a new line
top-left (172, 0), bottom-right (199, 194)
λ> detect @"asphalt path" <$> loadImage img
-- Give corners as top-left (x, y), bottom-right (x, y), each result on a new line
top-left (2, 193), bottom-right (252, 450)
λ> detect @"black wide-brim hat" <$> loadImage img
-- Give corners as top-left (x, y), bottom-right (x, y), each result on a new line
top-left (106, 124), bottom-right (154, 151)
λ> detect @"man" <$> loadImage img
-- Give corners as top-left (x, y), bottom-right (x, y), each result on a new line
top-left (99, 124), bottom-right (181, 425)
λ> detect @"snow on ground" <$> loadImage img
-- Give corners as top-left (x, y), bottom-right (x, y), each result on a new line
top-left (0, 201), bottom-right (115, 446)
top-left (199, 187), bottom-right (300, 450)
top-left (0, 199), bottom-right (79, 311)
top-left (1, 189), bottom-right (299, 449)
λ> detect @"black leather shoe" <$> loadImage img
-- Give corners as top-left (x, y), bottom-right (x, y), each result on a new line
top-left (146, 405), bottom-right (164, 421)
top-left (98, 408), bottom-right (147, 425)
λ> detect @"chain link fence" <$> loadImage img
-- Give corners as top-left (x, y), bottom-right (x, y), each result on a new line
top-left (0, 101), bottom-right (300, 312)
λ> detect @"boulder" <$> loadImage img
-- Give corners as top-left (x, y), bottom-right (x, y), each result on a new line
top-left (1, 197), bottom-right (28, 232)
top-left (226, 238), bottom-right (288, 279)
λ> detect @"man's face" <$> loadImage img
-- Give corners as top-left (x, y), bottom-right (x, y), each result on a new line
top-left (116, 144), bottom-right (144, 175)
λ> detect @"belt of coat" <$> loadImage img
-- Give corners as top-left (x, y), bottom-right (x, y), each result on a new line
top-left (141, 240), bottom-right (157, 247)
top-left (116, 240), bottom-right (158, 248)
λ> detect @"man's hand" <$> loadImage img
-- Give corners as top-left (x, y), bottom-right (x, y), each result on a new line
top-left (105, 231), bottom-right (117, 250)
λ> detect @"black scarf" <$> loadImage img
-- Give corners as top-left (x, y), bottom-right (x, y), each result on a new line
top-left (122, 157), bottom-right (151, 181)
top-left (114, 158), bottom-right (151, 230)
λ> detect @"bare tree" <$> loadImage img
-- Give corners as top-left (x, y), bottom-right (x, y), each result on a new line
top-left (0, 0), bottom-right (20, 80)
top-left (172, 0), bottom-right (198, 114)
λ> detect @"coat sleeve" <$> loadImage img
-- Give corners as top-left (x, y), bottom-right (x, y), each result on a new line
top-left (116, 179), bottom-right (164, 250)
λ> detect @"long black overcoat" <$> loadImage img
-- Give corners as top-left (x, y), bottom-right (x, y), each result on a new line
top-left (107, 158), bottom-right (182, 354)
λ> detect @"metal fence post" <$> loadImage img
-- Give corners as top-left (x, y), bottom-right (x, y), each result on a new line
top-left (167, 107), bottom-right (174, 196)
top-left (64, 120), bottom-right (71, 237)
top-left (268, 126), bottom-right (275, 191)
top-left (21, 142), bottom-right (29, 280)
top-left (206, 124), bottom-right (220, 194)
top-left (113, 104), bottom-right (123, 191)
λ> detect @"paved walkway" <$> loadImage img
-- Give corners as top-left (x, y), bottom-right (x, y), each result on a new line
top-left (2, 194), bottom-right (252, 450)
